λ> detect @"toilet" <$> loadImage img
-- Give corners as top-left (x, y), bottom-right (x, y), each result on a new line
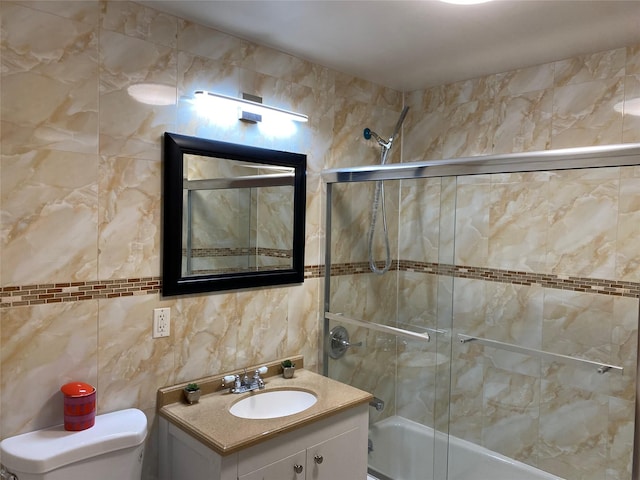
top-left (0, 408), bottom-right (147, 480)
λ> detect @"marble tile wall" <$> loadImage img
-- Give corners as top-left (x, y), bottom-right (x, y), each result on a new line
top-left (0, 1), bottom-right (403, 479)
top-left (330, 45), bottom-right (640, 479)
top-left (2, 1), bottom-right (640, 479)
top-left (414, 47), bottom-right (640, 479)
top-left (327, 45), bottom-right (640, 480)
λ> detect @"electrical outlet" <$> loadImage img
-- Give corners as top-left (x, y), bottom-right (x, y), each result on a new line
top-left (153, 307), bottom-right (170, 338)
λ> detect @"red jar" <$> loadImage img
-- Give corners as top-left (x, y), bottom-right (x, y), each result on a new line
top-left (60, 382), bottom-right (96, 431)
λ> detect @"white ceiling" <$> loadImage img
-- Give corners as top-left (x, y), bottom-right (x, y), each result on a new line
top-left (142, 0), bottom-right (640, 92)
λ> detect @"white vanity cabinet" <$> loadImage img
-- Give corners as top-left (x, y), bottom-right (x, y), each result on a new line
top-left (159, 404), bottom-right (368, 480)
top-left (238, 449), bottom-right (306, 480)
top-left (239, 425), bottom-right (362, 480)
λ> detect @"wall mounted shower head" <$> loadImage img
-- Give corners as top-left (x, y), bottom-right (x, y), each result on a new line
top-left (363, 127), bottom-right (388, 148)
top-left (363, 106), bottom-right (410, 151)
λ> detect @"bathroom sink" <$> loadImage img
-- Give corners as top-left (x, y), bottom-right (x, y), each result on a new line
top-left (229, 390), bottom-right (317, 419)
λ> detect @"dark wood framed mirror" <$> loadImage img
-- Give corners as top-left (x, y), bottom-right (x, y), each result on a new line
top-left (162, 132), bottom-right (306, 296)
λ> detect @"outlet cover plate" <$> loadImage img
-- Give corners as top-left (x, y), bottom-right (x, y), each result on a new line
top-left (153, 307), bottom-right (170, 338)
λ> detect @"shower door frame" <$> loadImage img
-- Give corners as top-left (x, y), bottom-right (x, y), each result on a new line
top-left (321, 142), bottom-right (640, 479)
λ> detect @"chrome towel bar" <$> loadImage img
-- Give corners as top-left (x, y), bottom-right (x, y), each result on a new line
top-left (457, 334), bottom-right (623, 375)
top-left (325, 312), bottom-right (430, 343)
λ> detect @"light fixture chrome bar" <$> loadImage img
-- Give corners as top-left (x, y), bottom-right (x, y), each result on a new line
top-left (183, 173), bottom-right (294, 191)
top-left (322, 143), bottom-right (640, 184)
top-left (193, 90), bottom-right (308, 123)
top-left (325, 312), bottom-right (430, 343)
top-left (239, 92), bottom-right (263, 123)
top-left (457, 334), bottom-right (623, 375)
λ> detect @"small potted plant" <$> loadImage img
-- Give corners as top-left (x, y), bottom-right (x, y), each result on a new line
top-left (183, 383), bottom-right (201, 404)
top-left (281, 359), bottom-right (296, 379)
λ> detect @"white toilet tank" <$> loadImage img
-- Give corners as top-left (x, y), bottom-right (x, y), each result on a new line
top-left (0, 408), bottom-right (147, 480)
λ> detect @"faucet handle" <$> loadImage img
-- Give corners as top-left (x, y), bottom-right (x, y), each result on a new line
top-left (254, 366), bottom-right (267, 389)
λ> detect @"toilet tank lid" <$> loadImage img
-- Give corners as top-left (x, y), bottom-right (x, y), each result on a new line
top-left (0, 408), bottom-right (147, 474)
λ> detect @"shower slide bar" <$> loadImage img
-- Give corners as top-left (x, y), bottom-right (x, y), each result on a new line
top-left (457, 334), bottom-right (623, 375)
top-left (325, 312), bottom-right (430, 343)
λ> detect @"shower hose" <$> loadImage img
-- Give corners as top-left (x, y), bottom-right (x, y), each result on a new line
top-left (367, 147), bottom-right (392, 275)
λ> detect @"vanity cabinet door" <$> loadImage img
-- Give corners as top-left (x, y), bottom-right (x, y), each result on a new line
top-left (239, 449), bottom-right (307, 480)
top-left (306, 427), bottom-right (365, 480)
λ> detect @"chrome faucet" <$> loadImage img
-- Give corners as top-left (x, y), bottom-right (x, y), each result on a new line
top-left (224, 366), bottom-right (267, 394)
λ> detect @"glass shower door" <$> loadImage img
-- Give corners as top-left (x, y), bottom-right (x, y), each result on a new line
top-left (325, 314), bottom-right (443, 480)
top-left (323, 145), bottom-right (640, 480)
top-left (323, 175), bottom-right (456, 480)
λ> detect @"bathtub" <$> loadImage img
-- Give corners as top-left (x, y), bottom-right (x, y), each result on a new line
top-left (367, 416), bottom-right (563, 480)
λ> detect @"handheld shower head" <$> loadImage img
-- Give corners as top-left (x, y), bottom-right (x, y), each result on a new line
top-left (365, 106), bottom-right (409, 276)
top-left (391, 106), bottom-right (410, 141)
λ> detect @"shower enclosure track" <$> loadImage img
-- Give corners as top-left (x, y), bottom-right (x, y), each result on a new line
top-left (458, 334), bottom-right (623, 375)
top-left (322, 143), bottom-right (640, 479)
top-left (322, 143), bottom-right (640, 184)
top-left (322, 143), bottom-right (640, 371)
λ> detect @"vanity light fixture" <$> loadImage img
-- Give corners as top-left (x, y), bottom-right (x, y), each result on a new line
top-left (193, 90), bottom-right (308, 123)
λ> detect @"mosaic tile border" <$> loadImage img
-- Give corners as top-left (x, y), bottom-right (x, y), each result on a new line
top-left (3, 261), bottom-right (638, 308)
top-left (184, 247), bottom-right (292, 258)
top-left (311, 261), bottom-right (640, 298)
top-left (1, 278), bottom-right (161, 308)
top-left (192, 265), bottom-right (291, 275)
top-left (184, 247), bottom-right (254, 257)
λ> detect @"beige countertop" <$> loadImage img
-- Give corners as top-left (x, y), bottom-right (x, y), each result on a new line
top-left (157, 356), bottom-right (373, 456)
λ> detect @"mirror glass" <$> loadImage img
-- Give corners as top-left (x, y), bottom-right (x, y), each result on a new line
top-left (163, 132), bottom-right (306, 295)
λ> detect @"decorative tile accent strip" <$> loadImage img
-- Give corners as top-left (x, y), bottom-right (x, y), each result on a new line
top-left (326, 260), bottom-right (640, 298)
top-left (304, 265), bottom-right (324, 279)
top-left (183, 247), bottom-right (292, 258)
top-left (191, 265), bottom-right (291, 275)
top-left (184, 247), bottom-right (254, 257)
top-left (3, 261), bottom-right (638, 309)
top-left (258, 247), bottom-right (293, 258)
top-left (1, 277), bottom-right (161, 308)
